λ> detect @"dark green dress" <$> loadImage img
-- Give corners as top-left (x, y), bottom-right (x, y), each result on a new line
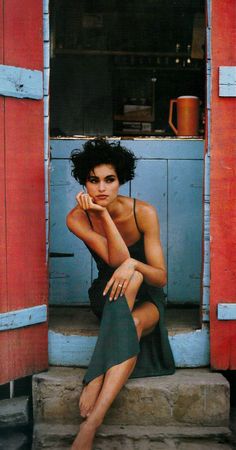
top-left (83, 201), bottom-right (175, 385)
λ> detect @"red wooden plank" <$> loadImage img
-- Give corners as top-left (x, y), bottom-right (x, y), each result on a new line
top-left (0, 0), bottom-right (48, 384)
top-left (0, 0), bottom-right (7, 312)
top-left (210, 0), bottom-right (236, 369)
top-left (4, 0), bottom-right (43, 69)
top-left (0, 0), bottom-right (10, 382)
top-left (5, 98), bottom-right (47, 308)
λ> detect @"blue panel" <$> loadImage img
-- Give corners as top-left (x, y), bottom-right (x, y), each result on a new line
top-left (168, 160), bottom-right (203, 303)
top-left (219, 66), bottom-right (236, 97)
top-left (130, 159), bottom-right (167, 264)
top-left (50, 159), bottom-right (92, 304)
top-left (50, 138), bottom-right (204, 160)
top-left (0, 305), bottom-right (47, 331)
top-left (0, 64), bottom-right (43, 99)
top-left (48, 328), bottom-right (209, 368)
top-left (48, 331), bottom-right (97, 366)
top-left (169, 328), bottom-right (209, 367)
top-left (218, 303), bottom-right (236, 320)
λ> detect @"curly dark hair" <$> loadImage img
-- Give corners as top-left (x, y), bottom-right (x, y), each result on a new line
top-left (70, 139), bottom-right (138, 185)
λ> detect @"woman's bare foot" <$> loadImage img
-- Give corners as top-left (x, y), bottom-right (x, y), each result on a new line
top-left (79, 376), bottom-right (104, 418)
top-left (71, 420), bottom-right (97, 450)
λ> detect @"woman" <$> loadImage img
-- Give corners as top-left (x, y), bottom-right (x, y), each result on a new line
top-left (66, 139), bottom-right (175, 450)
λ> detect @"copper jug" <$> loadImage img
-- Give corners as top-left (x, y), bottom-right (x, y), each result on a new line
top-left (169, 96), bottom-right (200, 137)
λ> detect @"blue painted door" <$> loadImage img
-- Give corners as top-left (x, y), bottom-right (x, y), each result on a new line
top-left (49, 139), bottom-right (204, 305)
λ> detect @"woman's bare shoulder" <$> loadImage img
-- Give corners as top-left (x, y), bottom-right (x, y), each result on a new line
top-left (66, 205), bottom-right (89, 230)
top-left (134, 199), bottom-right (159, 231)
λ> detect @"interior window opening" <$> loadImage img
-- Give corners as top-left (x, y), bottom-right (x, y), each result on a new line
top-left (49, 0), bottom-right (205, 139)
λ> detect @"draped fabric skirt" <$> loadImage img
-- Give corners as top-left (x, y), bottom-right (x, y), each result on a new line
top-left (83, 276), bottom-right (175, 385)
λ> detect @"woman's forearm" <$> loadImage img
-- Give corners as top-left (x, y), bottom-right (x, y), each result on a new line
top-left (100, 209), bottom-right (130, 267)
top-left (133, 259), bottom-right (167, 287)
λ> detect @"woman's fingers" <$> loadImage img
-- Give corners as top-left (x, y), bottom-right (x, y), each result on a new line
top-left (103, 277), bottom-right (114, 297)
top-left (120, 279), bottom-right (129, 297)
top-left (76, 192), bottom-right (93, 210)
top-left (103, 277), bottom-right (127, 301)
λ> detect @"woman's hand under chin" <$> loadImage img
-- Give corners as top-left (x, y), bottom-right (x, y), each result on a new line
top-left (76, 191), bottom-right (106, 213)
top-left (103, 258), bottom-right (138, 301)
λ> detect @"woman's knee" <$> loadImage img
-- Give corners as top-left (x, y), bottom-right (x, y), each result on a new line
top-left (132, 314), bottom-right (143, 338)
top-left (125, 271), bottom-right (143, 307)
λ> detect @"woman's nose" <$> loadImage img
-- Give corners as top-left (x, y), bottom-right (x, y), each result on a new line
top-left (98, 182), bottom-right (105, 191)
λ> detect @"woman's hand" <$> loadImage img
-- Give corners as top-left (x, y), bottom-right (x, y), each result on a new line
top-left (103, 258), bottom-right (137, 301)
top-left (76, 191), bottom-right (105, 213)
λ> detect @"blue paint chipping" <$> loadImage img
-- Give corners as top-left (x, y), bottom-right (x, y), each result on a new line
top-left (0, 305), bottom-right (47, 331)
top-left (0, 64), bottom-right (43, 100)
top-left (48, 328), bottom-right (210, 368)
top-left (218, 303), bottom-right (236, 320)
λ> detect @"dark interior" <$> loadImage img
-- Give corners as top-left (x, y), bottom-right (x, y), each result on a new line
top-left (50, 0), bottom-right (205, 137)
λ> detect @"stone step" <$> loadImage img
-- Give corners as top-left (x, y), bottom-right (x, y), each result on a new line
top-left (48, 306), bottom-right (210, 367)
top-left (32, 422), bottom-right (232, 450)
top-left (32, 367), bottom-right (230, 428)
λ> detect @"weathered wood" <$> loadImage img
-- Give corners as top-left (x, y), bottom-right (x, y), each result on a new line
top-left (0, 0), bottom-right (48, 385)
top-left (210, 0), bottom-right (236, 369)
top-left (0, 0), bottom-right (10, 378)
top-left (219, 66), bottom-right (236, 97)
top-left (0, 64), bottom-right (43, 99)
top-left (50, 138), bottom-right (204, 160)
top-left (218, 304), bottom-right (236, 321)
top-left (0, 0), bottom-right (6, 315)
top-left (48, 328), bottom-right (209, 368)
top-left (0, 305), bottom-right (47, 331)
top-left (168, 160), bottom-right (203, 303)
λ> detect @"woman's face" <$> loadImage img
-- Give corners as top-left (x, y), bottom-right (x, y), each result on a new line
top-left (85, 164), bottom-right (120, 207)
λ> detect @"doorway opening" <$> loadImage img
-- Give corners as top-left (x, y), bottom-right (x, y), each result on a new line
top-left (48, 0), bottom-right (209, 366)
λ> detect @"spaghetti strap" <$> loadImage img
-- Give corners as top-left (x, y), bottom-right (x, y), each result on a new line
top-left (133, 198), bottom-right (142, 234)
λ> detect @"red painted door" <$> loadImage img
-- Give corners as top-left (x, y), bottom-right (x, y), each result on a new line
top-left (0, 0), bottom-right (48, 384)
top-left (210, 0), bottom-right (236, 369)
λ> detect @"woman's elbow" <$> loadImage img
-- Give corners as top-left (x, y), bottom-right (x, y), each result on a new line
top-left (158, 270), bottom-right (167, 288)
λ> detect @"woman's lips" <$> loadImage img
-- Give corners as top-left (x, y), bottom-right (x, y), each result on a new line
top-left (96, 195), bottom-right (108, 200)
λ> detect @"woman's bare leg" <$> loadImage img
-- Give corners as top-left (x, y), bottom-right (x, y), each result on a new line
top-left (72, 275), bottom-right (160, 450)
top-left (79, 374), bottom-right (104, 418)
top-left (78, 271), bottom-right (143, 419)
top-left (71, 300), bottom-right (159, 450)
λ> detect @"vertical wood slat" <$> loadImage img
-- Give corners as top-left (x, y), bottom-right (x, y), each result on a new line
top-left (131, 159), bottom-right (167, 261)
top-left (0, 0), bottom-right (7, 313)
top-left (168, 160), bottom-right (203, 304)
top-left (210, 0), bottom-right (236, 369)
top-left (0, 0), bottom-right (48, 384)
top-left (0, 0), bottom-right (10, 382)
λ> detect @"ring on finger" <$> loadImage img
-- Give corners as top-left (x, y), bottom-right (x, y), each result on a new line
top-left (118, 283), bottom-right (123, 287)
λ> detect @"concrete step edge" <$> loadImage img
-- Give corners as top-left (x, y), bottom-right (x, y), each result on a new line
top-left (32, 368), bottom-right (230, 428)
top-left (33, 422), bottom-right (231, 440)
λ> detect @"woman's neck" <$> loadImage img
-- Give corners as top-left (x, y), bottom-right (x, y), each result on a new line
top-left (107, 195), bottom-right (124, 220)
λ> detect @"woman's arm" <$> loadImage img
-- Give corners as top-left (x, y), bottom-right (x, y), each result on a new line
top-left (66, 193), bottom-right (130, 267)
top-left (103, 202), bottom-right (166, 299)
top-left (132, 203), bottom-right (167, 287)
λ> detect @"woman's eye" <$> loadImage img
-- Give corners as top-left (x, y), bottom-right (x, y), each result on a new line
top-left (106, 178), bottom-right (115, 183)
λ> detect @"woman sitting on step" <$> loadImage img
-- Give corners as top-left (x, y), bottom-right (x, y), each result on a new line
top-left (66, 139), bottom-right (175, 450)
